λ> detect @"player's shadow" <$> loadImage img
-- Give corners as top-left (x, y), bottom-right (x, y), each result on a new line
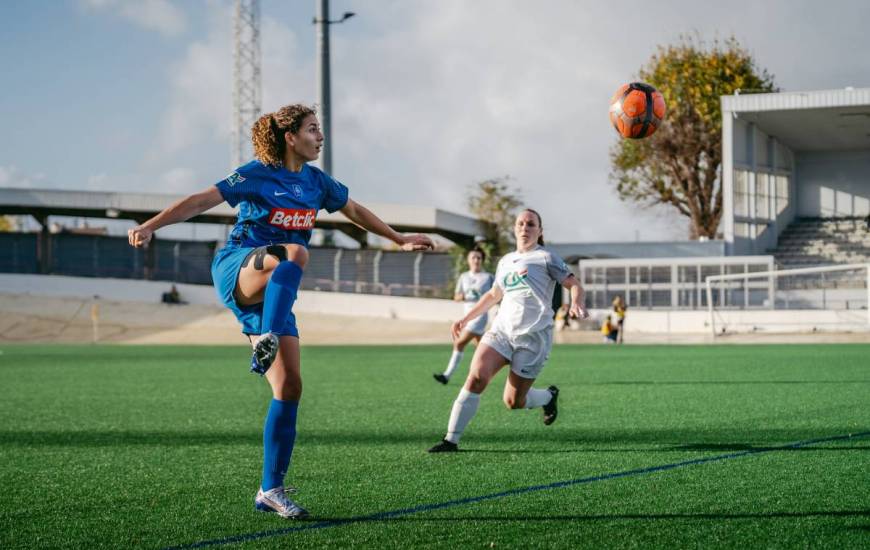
top-left (0, 429), bottom-right (260, 447)
top-left (588, 380), bottom-right (870, 386)
top-left (2, 429), bottom-right (867, 453)
top-left (457, 444), bottom-right (870, 454)
top-left (307, 509), bottom-right (870, 524)
top-left (670, 442), bottom-right (870, 452)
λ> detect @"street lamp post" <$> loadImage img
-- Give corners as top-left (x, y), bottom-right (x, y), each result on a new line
top-left (313, 0), bottom-right (354, 175)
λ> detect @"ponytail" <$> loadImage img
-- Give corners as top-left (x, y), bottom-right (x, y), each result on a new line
top-left (251, 113), bottom-right (282, 166)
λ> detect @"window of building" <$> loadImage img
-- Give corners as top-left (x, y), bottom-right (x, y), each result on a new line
top-left (734, 170), bottom-right (749, 217)
top-left (756, 173), bottom-right (770, 220)
top-left (775, 175), bottom-right (789, 216)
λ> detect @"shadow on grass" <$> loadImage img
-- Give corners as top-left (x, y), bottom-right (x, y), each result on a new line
top-left (460, 445), bottom-right (870, 454)
top-left (0, 430), bottom-right (260, 447)
top-left (671, 443), bottom-right (870, 452)
top-left (303, 509), bottom-right (870, 524)
top-left (589, 380), bottom-right (870, 386)
top-left (1, 428), bottom-right (867, 451)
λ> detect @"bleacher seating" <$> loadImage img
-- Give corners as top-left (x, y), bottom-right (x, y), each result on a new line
top-left (771, 217), bottom-right (870, 268)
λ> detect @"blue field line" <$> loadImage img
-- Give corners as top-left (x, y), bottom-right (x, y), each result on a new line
top-left (166, 430), bottom-right (870, 549)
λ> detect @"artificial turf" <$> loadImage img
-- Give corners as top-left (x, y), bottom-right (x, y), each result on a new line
top-left (0, 343), bottom-right (868, 548)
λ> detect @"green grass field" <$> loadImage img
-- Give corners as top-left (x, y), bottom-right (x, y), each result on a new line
top-left (1, 343), bottom-right (868, 549)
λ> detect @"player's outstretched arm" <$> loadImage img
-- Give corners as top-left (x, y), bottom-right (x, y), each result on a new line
top-left (128, 186), bottom-right (224, 248)
top-left (451, 286), bottom-right (503, 339)
top-left (562, 275), bottom-right (589, 319)
top-left (339, 199), bottom-right (433, 251)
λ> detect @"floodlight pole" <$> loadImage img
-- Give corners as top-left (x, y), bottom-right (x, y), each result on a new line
top-left (232, 0), bottom-right (261, 168)
top-left (313, 0), bottom-right (355, 175)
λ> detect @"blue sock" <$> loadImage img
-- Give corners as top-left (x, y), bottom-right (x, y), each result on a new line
top-left (261, 398), bottom-right (299, 491)
top-left (261, 261), bottom-right (302, 335)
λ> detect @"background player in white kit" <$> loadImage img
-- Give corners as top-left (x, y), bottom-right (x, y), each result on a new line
top-left (429, 209), bottom-right (589, 452)
top-left (433, 247), bottom-right (494, 385)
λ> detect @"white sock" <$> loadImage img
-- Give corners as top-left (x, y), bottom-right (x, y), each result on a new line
top-left (524, 387), bottom-right (552, 409)
top-left (442, 350), bottom-right (464, 379)
top-left (445, 388), bottom-right (480, 444)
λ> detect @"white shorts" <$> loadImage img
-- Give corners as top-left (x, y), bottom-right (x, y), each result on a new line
top-left (481, 328), bottom-right (553, 380)
top-left (465, 313), bottom-right (488, 335)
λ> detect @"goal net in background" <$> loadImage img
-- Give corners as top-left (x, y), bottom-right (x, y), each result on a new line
top-left (705, 263), bottom-right (869, 336)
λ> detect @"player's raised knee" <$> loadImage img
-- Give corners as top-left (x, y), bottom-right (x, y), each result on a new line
top-left (283, 244), bottom-right (309, 268)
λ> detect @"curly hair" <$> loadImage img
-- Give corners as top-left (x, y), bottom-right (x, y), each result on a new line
top-left (251, 104), bottom-right (317, 167)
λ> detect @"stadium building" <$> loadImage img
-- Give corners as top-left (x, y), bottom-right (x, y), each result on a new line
top-left (721, 87), bottom-right (870, 262)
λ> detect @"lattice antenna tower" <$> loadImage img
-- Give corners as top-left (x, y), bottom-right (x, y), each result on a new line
top-left (232, 0), bottom-right (261, 168)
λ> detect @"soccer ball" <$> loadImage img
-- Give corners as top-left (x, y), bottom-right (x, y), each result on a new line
top-left (609, 82), bottom-right (666, 139)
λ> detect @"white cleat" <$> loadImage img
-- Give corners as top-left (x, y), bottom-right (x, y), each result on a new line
top-left (254, 487), bottom-right (308, 519)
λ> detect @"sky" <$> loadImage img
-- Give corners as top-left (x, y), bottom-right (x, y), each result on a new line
top-left (1, 0), bottom-right (869, 244)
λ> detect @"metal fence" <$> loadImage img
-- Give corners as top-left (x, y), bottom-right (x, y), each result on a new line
top-left (579, 256), bottom-right (776, 309)
top-left (0, 232), bottom-right (454, 297)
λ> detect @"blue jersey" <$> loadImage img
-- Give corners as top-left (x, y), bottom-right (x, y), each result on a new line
top-left (215, 160), bottom-right (349, 249)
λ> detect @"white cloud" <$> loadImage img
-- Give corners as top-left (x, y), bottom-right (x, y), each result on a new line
top-left (147, 4), bottom-right (307, 169)
top-left (86, 173), bottom-right (109, 190)
top-left (160, 167), bottom-right (198, 191)
top-left (147, 6), bottom-right (233, 160)
top-left (0, 165), bottom-right (50, 189)
top-left (135, 0), bottom-right (869, 243)
top-left (83, 0), bottom-right (187, 37)
top-left (327, 1), bottom-right (674, 242)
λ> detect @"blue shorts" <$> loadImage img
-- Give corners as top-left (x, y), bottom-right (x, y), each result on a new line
top-left (211, 246), bottom-right (299, 337)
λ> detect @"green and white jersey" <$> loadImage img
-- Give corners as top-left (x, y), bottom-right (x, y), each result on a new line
top-left (493, 246), bottom-right (572, 335)
top-left (455, 271), bottom-right (494, 314)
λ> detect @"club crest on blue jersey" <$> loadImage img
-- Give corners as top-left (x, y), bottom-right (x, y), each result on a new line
top-left (224, 172), bottom-right (246, 187)
top-left (292, 184), bottom-right (303, 199)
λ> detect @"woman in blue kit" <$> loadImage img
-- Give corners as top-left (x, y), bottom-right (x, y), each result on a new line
top-left (128, 103), bottom-right (433, 519)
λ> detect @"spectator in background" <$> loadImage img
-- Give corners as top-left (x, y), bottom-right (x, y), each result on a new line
top-left (601, 315), bottom-right (619, 344)
top-left (162, 284), bottom-right (183, 305)
top-left (612, 295), bottom-right (627, 344)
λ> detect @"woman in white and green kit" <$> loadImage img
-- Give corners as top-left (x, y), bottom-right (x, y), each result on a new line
top-left (429, 209), bottom-right (589, 452)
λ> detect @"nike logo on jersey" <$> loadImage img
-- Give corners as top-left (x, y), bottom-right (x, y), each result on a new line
top-left (274, 191), bottom-right (288, 196)
top-left (268, 208), bottom-right (317, 230)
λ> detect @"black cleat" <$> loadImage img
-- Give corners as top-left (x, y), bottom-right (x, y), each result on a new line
top-left (250, 333), bottom-right (279, 376)
top-left (433, 373), bottom-right (449, 385)
top-left (428, 439), bottom-right (459, 453)
top-left (542, 385), bottom-right (559, 425)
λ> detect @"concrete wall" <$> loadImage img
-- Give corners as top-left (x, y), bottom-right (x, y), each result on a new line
top-left (591, 308), bottom-right (868, 334)
top-left (796, 150), bottom-right (870, 217)
top-left (3, 274), bottom-right (866, 334)
top-left (0, 274), bottom-right (468, 322)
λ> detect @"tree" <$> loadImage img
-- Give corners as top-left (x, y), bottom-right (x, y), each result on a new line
top-left (0, 216), bottom-right (14, 232)
top-left (449, 177), bottom-right (523, 288)
top-left (467, 176), bottom-right (523, 259)
top-left (610, 36), bottom-right (776, 239)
